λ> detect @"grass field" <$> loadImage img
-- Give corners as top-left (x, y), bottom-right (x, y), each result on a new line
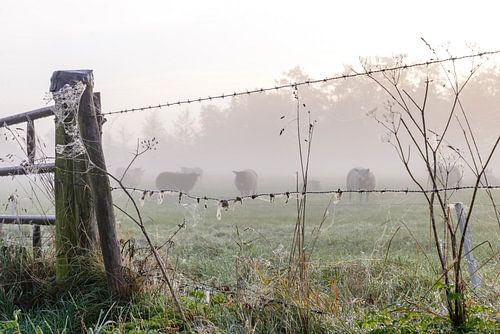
top-left (0, 177), bottom-right (498, 332)
top-left (112, 178), bottom-right (499, 331)
top-left (112, 179), bottom-right (499, 277)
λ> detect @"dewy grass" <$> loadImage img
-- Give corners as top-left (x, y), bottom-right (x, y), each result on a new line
top-left (0, 249), bottom-right (124, 333)
top-left (0, 189), bottom-right (497, 332)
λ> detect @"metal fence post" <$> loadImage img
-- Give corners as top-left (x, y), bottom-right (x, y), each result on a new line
top-left (453, 202), bottom-right (481, 289)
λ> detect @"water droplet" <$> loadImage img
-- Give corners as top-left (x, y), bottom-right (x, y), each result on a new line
top-left (157, 191), bottom-right (164, 204)
top-left (333, 193), bottom-right (341, 205)
top-left (216, 205), bottom-right (222, 220)
top-left (139, 191), bottom-right (147, 207)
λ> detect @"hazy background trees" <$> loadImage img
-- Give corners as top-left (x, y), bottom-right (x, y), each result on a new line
top-left (99, 60), bottom-right (500, 189)
top-left (0, 57), bottom-right (498, 194)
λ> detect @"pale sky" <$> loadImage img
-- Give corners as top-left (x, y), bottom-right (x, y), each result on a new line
top-left (0, 0), bottom-right (499, 182)
top-left (1, 0), bottom-right (499, 123)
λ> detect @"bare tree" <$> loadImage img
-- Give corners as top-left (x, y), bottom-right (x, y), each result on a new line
top-left (364, 50), bottom-right (499, 327)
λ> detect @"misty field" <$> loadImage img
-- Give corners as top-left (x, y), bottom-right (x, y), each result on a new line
top-left (107, 179), bottom-right (498, 332)
top-left (113, 180), bottom-right (499, 283)
top-left (1, 176), bottom-right (499, 332)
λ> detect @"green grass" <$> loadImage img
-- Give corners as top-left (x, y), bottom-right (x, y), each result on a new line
top-left (0, 180), bottom-right (498, 332)
top-left (114, 187), bottom-right (499, 283)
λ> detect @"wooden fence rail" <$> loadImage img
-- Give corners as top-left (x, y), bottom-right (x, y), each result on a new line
top-left (0, 104), bottom-right (55, 256)
top-left (0, 106), bottom-right (54, 126)
top-left (0, 163), bottom-right (55, 176)
top-left (0, 215), bottom-right (55, 225)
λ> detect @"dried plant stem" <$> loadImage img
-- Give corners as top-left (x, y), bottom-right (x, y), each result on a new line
top-left (92, 144), bottom-right (191, 331)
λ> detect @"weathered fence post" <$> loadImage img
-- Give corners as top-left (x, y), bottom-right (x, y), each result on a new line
top-left (453, 202), bottom-right (481, 289)
top-left (73, 91), bottom-right (103, 249)
top-left (74, 90), bottom-right (98, 250)
top-left (52, 81), bottom-right (80, 282)
top-left (50, 70), bottom-right (128, 297)
top-left (93, 92), bottom-right (104, 135)
top-left (73, 143), bottom-right (96, 250)
top-left (27, 119), bottom-right (42, 257)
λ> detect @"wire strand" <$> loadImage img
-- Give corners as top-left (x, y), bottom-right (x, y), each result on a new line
top-left (110, 185), bottom-right (500, 205)
top-left (103, 50), bottom-right (500, 116)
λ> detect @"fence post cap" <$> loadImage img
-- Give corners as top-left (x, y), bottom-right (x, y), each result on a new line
top-left (50, 70), bottom-right (93, 92)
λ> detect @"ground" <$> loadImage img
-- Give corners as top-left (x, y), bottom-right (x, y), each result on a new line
top-left (0, 177), bottom-right (498, 332)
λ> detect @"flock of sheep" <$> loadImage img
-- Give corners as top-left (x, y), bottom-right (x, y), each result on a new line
top-left (155, 169), bottom-right (258, 195)
top-left (115, 165), bottom-right (498, 197)
top-left (115, 167), bottom-right (377, 196)
top-left (115, 167), bottom-right (258, 195)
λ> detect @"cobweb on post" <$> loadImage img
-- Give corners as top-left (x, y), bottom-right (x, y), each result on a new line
top-left (51, 82), bottom-right (87, 160)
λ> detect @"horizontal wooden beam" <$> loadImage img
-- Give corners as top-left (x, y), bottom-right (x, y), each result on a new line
top-left (0, 215), bottom-right (55, 225)
top-left (0, 106), bottom-right (54, 127)
top-left (0, 163), bottom-right (55, 177)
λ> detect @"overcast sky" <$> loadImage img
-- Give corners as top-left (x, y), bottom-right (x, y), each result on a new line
top-left (0, 0), bottom-right (499, 187)
top-left (1, 1), bottom-right (499, 174)
top-left (1, 0), bottom-right (498, 120)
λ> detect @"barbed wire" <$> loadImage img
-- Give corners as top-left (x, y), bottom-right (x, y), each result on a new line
top-left (103, 50), bottom-right (500, 116)
top-left (110, 185), bottom-right (500, 207)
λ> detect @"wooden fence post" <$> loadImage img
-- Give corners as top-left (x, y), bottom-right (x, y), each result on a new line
top-left (75, 90), bottom-right (98, 250)
top-left (50, 70), bottom-right (128, 297)
top-left (73, 143), bottom-right (96, 250)
top-left (27, 119), bottom-right (42, 257)
top-left (93, 92), bottom-right (104, 135)
top-left (453, 202), bottom-right (481, 289)
top-left (52, 85), bottom-right (79, 283)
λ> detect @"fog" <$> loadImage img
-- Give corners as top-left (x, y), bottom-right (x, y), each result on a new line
top-left (1, 1), bottom-right (499, 194)
top-left (98, 63), bottom-right (500, 191)
top-left (1, 59), bottom-right (499, 194)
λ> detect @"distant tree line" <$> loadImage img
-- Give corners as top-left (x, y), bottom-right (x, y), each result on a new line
top-left (102, 58), bottom-right (500, 179)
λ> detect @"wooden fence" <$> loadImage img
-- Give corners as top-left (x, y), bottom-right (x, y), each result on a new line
top-left (0, 106), bottom-right (55, 257)
top-left (0, 70), bottom-right (127, 296)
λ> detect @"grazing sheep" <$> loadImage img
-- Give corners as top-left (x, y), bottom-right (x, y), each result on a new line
top-left (233, 169), bottom-right (258, 196)
top-left (180, 166), bottom-right (203, 177)
top-left (155, 171), bottom-right (200, 192)
top-left (346, 167), bottom-right (376, 201)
